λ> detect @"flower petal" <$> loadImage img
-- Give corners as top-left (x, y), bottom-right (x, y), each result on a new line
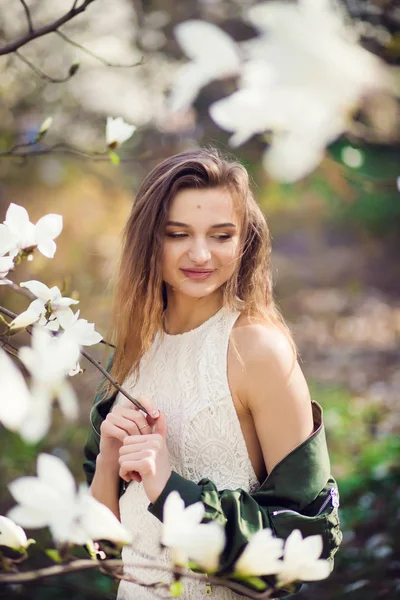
top-left (37, 454), bottom-right (76, 500)
top-left (20, 280), bottom-right (51, 301)
top-left (35, 214), bottom-right (63, 242)
top-left (80, 493), bottom-right (132, 544)
top-left (57, 383), bottom-right (79, 421)
top-left (0, 349), bottom-right (31, 430)
top-left (8, 477), bottom-right (58, 512)
top-left (175, 20), bottom-right (240, 75)
top-left (0, 515), bottom-right (28, 549)
top-left (7, 506), bottom-right (50, 529)
top-left (37, 239), bottom-right (57, 259)
top-left (0, 224), bottom-right (16, 257)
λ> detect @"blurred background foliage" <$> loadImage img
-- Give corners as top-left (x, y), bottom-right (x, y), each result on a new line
top-left (0, 0), bottom-right (399, 599)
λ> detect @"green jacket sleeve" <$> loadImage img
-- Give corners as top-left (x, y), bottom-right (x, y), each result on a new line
top-left (83, 354), bottom-right (119, 488)
top-left (148, 402), bottom-right (342, 595)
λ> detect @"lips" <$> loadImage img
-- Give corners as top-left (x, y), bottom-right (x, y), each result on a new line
top-left (180, 269), bottom-right (214, 281)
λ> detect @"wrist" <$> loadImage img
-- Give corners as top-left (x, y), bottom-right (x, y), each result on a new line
top-left (146, 468), bottom-right (172, 504)
top-left (97, 452), bottom-right (120, 475)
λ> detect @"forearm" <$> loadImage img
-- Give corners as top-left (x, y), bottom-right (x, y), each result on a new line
top-left (90, 454), bottom-right (121, 520)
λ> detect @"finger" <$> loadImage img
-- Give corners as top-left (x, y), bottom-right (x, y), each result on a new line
top-left (100, 420), bottom-right (129, 442)
top-left (113, 409), bottom-right (152, 435)
top-left (119, 456), bottom-right (156, 478)
top-left (154, 412), bottom-right (167, 439)
top-left (135, 394), bottom-right (160, 423)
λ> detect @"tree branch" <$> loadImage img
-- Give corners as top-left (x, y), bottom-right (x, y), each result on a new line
top-left (0, 0), bottom-right (97, 56)
top-left (19, 0), bottom-right (34, 33)
top-left (55, 30), bottom-right (144, 69)
top-left (0, 558), bottom-right (275, 598)
top-left (15, 50), bottom-right (79, 84)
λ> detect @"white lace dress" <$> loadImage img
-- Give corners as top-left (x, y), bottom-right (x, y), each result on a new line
top-left (115, 307), bottom-right (260, 599)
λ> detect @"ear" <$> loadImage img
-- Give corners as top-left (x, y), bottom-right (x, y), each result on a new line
top-left (154, 412), bottom-right (167, 439)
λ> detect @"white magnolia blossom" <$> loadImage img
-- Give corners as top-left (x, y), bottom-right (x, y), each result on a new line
top-left (172, 1), bottom-right (391, 182)
top-left (162, 491), bottom-right (225, 571)
top-left (0, 349), bottom-right (32, 433)
top-left (62, 310), bottom-right (103, 376)
top-left (106, 117), bottom-right (136, 148)
top-left (9, 280), bottom-right (79, 331)
top-left (62, 310), bottom-right (103, 346)
top-left (234, 528), bottom-right (284, 576)
top-left (18, 327), bottom-right (81, 442)
top-left (8, 454), bottom-right (131, 546)
top-left (3, 203), bottom-right (62, 259)
top-left (277, 529), bottom-right (331, 584)
top-left (0, 515), bottom-right (29, 550)
top-left (0, 256), bottom-right (14, 285)
top-left (169, 20), bottom-right (241, 113)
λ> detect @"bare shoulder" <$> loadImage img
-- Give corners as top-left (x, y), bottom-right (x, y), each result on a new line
top-left (231, 314), bottom-right (295, 373)
top-left (231, 314), bottom-right (314, 472)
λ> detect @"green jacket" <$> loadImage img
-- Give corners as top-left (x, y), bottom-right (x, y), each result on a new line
top-left (84, 385), bottom-right (342, 598)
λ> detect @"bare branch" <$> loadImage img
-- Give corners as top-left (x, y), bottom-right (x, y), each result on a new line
top-left (3, 280), bottom-right (34, 300)
top-left (0, 558), bottom-right (275, 598)
top-left (19, 0), bottom-right (34, 33)
top-left (0, 0), bottom-right (97, 56)
top-left (55, 30), bottom-right (144, 69)
top-left (15, 50), bottom-right (79, 84)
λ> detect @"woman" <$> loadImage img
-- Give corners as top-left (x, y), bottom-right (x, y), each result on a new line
top-left (84, 148), bottom-right (341, 598)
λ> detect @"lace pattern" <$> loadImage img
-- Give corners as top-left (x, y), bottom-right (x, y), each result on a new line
top-left (115, 307), bottom-right (260, 599)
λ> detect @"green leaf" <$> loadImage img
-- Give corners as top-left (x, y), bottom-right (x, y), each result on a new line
top-left (109, 151), bottom-right (120, 166)
top-left (170, 580), bottom-right (184, 597)
top-left (45, 549), bottom-right (63, 563)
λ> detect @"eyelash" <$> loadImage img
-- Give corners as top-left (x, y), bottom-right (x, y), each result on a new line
top-left (166, 233), bottom-right (232, 241)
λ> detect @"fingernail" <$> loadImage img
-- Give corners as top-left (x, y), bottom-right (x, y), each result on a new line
top-left (152, 408), bottom-right (160, 417)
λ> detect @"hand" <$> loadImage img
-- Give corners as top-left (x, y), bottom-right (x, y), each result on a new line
top-left (99, 395), bottom-right (160, 470)
top-left (119, 413), bottom-right (172, 503)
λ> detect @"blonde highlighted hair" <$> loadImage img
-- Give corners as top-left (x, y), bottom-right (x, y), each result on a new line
top-left (105, 148), bottom-right (294, 394)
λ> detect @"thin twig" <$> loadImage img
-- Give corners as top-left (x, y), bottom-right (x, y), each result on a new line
top-left (19, 0), bottom-right (34, 33)
top-left (80, 349), bottom-right (150, 416)
top-left (0, 304), bottom-right (150, 417)
top-left (55, 30), bottom-right (144, 69)
top-left (0, 0), bottom-right (97, 56)
top-left (4, 280), bottom-right (34, 300)
top-left (15, 50), bottom-right (79, 83)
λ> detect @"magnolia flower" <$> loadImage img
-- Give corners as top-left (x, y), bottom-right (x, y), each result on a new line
top-left (173, 2), bottom-right (391, 181)
top-left (170, 20), bottom-right (241, 113)
top-left (162, 491), bottom-right (225, 571)
top-left (0, 348), bottom-right (32, 433)
top-left (61, 310), bottom-right (103, 376)
top-left (18, 327), bottom-right (81, 442)
top-left (0, 256), bottom-right (14, 285)
top-left (106, 117), bottom-right (136, 149)
top-left (62, 310), bottom-right (102, 346)
top-left (234, 528), bottom-right (284, 576)
top-left (277, 529), bottom-right (331, 584)
top-left (0, 516), bottom-right (29, 550)
top-left (8, 454), bottom-right (131, 546)
top-left (3, 203), bottom-right (62, 259)
top-left (9, 280), bottom-right (79, 331)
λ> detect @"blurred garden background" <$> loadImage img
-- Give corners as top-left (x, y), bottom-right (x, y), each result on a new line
top-left (0, 0), bottom-right (399, 599)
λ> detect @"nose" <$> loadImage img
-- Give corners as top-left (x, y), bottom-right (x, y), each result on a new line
top-left (188, 237), bottom-right (211, 265)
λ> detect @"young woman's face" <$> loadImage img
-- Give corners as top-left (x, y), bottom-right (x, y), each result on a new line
top-left (162, 187), bottom-right (241, 299)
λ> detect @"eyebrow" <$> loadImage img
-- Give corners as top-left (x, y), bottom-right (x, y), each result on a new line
top-left (166, 221), bottom-right (237, 229)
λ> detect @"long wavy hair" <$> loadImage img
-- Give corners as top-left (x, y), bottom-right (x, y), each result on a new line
top-left (105, 148), bottom-right (295, 394)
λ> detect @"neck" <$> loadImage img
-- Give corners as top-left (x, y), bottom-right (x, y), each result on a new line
top-left (163, 288), bottom-right (223, 335)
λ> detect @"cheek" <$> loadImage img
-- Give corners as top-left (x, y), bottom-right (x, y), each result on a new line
top-left (218, 240), bottom-right (241, 268)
